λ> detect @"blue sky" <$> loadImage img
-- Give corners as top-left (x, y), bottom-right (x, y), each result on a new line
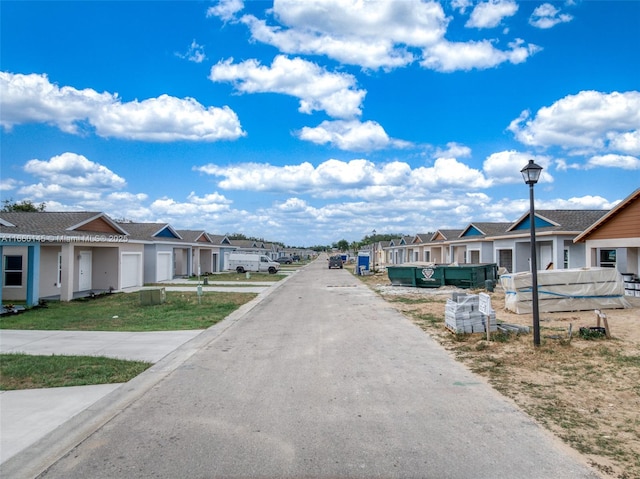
top-left (1, 0), bottom-right (639, 247)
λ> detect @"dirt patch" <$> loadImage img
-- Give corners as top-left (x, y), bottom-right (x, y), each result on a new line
top-left (360, 272), bottom-right (640, 479)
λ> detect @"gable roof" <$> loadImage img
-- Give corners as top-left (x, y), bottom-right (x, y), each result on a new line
top-left (574, 188), bottom-right (640, 242)
top-left (119, 222), bottom-right (183, 241)
top-left (387, 237), bottom-right (404, 247)
top-left (207, 234), bottom-right (233, 245)
top-left (412, 233), bottom-right (434, 244)
top-left (230, 239), bottom-right (266, 249)
top-left (431, 229), bottom-right (463, 241)
top-left (460, 222), bottom-right (511, 238)
top-left (176, 230), bottom-right (213, 244)
top-left (506, 210), bottom-right (608, 235)
top-left (0, 212), bottom-right (128, 237)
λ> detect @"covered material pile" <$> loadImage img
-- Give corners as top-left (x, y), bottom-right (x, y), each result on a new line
top-left (501, 267), bottom-right (631, 314)
top-left (445, 293), bottom-right (497, 334)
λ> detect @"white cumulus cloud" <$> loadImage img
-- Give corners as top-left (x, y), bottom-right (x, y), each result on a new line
top-left (0, 72), bottom-right (245, 141)
top-left (176, 40), bottom-right (206, 63)
top-left (196, 156), bottom-right (489, 199)
top-left (466, 0), bottom-right (518, 29)
top-left (206, 0), bottom-right (244, 22)
top-left (508, 90), bottom-right (640, 156)
top-left (24, 152), bottom-right (127, 190)
top-left (586, 154), bottom-right (640, 170)
top-left (207, 0), bottom-right (537, 72)
top-left (297, 120), bottom-right (411, 151)
top-left (482, 150), bottom-right (554, 184)
top-left (529, 3), bottom-right (573, 29)
top-left (210, 56), bottom-right (366, 119)
top-left (421, 38), bottom-right (539, 72)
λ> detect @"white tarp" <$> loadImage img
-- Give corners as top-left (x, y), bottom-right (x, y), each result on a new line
top-left (500, 267), bottom-right (631, 314)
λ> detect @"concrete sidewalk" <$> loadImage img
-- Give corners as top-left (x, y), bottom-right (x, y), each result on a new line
top-left (0, 329), bottom-right (203, 464)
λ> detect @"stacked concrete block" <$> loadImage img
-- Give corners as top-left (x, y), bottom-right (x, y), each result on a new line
top-left (445, 293), bottom-right (496, 334)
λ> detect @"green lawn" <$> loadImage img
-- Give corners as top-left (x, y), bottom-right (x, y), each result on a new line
top-left (0, 290), bottom-right (258, 389)
top-left (1, 353), bottom-right (151, 390)
top-left (0, 290), bottom-right (257, 331)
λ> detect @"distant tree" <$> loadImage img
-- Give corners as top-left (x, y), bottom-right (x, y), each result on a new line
top-left (336, 239), bottom-right (350, 252)
top-left (1, 199), bottom-right (46, 212)
top-left (226, 233), bottom-right (248, 240)
top-left (363, 232), bottom-right (402, 244)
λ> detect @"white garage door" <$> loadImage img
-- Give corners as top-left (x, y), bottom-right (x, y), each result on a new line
top-left (121, 253), bottom-right (142, 289)
top-left (157, 252), bottom-right (172, 282)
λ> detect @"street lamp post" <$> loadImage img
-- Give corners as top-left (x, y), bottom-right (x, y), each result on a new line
top-left (372, 229), bottom-right (376, 273)
top-left (521, 160), bottom-right (543, 347)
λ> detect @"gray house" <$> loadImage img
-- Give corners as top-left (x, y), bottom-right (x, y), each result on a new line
top-left (120, 222), bottom-right (192, 283)
top-left (449, 223), bottom-right (513, 264)
top-left (1, 212), bottom-right (140, 304)
top-left (489, 210), bottom-right (608, 273)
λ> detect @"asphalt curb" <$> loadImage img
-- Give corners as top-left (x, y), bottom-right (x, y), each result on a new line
top-left (0, 269), bottom-right (297, 479)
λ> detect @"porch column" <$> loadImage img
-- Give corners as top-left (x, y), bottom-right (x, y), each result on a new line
top-left (26, 244), bottom-right (40, 306)
top-left (60, 243), bottom-right (75, 301)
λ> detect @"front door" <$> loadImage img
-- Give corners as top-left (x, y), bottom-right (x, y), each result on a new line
top-left (78, 251), bottom-right (92, 291)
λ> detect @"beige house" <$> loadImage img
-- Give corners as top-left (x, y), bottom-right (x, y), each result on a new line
top-left (1, 212), bottom-right (141, 303)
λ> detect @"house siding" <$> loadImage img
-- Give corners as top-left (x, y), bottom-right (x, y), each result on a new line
top-left (76, 217), bottom-right (121, 234)
top-left (39, 246), bottom-right (61, 298)
top-left (584, 200), bottom-right (640, 240)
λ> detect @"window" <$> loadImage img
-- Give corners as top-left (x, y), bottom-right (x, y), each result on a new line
top-left (599, 249), bottom-right (616, 268)
top-left (4, 255), bottom-right (23, 287)
top-left (498, 249), bottom-right (513, 273)
top-left (564, 249), bottom-right (569, 269)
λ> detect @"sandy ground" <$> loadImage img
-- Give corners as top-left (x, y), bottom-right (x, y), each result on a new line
top-left (359, 271), bottom-right (640, 479)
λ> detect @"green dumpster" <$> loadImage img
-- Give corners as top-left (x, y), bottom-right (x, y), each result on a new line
top-left (387, 264), bottom-right (497, 289)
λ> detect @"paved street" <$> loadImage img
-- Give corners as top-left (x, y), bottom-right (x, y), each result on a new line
top-left (5, 258), bottom-right (599, 478)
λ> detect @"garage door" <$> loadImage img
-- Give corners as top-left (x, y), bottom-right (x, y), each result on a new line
top-left (157, 252), bottom-right (172, 282)
top-left (121, 253), bottom-right (142, 289)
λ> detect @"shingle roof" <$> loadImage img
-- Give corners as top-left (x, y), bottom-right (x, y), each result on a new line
top-left (0, 212), bottom-right (127, 237)
top-left (505, 210), bottom-right (608, 236)
top-left (207, 234), bottom-right (232, 245)
top-left (464, 222), bottom-right (512, 237)
top-left (119, 222), bottom-right (184, 242)
top-left (176, 230), bottom-right (212, 243)
top-left (432, 229), bottom-right (464, 241)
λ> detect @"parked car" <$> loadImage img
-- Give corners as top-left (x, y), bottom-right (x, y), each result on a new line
top-left (328, 255), bottom-right (343, 269)
top-left (276, 256), bottom-right (293, 264)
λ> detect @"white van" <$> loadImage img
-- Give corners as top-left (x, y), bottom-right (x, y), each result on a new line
top-left (228, 253), bottom-right (280, 274)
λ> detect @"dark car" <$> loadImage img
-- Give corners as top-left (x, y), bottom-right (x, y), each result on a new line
top-left (328, 255), bottom-right (343, 269)
top-left (276, 256), bottom-right (293, 264)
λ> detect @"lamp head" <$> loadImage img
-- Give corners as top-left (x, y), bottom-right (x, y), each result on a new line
top-left (521, 160), bottom-right (543, 185)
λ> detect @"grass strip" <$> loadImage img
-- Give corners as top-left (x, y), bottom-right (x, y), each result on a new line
top-left (0, 353), bottom-right (151, 390)
top-left (0, 291), bottom-right (256, 331)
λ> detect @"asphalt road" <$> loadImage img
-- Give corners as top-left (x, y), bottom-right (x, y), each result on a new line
top-left (34, 257), bottom-right (598, 479)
